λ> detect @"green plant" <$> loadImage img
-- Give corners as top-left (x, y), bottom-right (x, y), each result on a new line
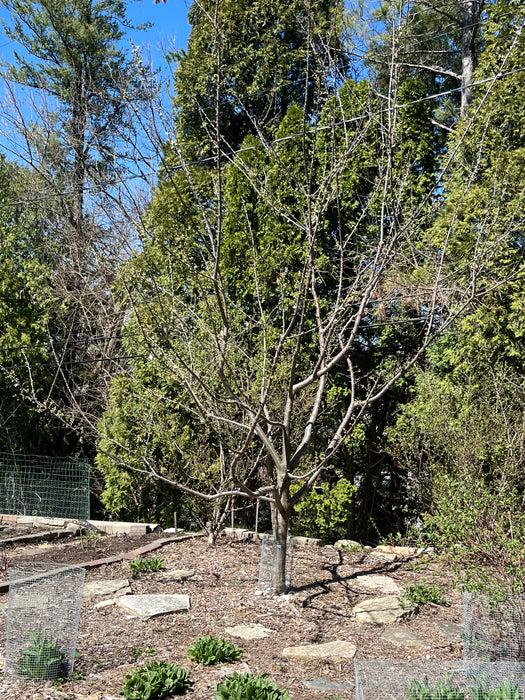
top-left (186, 636), bottom-right (242, 666)
top-left (121, 661), bottom-right (191, 699)
top-left (470, 679), bottom-right (521, 700)
top-left (16, 628), bottom-right (68, 679)
top-left (130, 647), bottom-right (158, 661)
top-left (291, 478), bottom-right (356, 542)
top-left (213, 672), bottom-right (289, 700)
top-left (402, 582), bottom-right (449, 607)
top-left (406, 675), bottom-right (464, 700)
top-left (79, 529), bottom-right (101, 549)
top-left (129, 556), bottom-right (165, 574)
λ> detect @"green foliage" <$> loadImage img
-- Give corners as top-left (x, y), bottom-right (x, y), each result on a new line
top-left (406, 675), bottom-right (463, 700)
top-left (291, 478), bottom-right (355, 542)
top-left (16, 629), bottom-right (67, 680)
top-left (402, 582), bottom-right (449, 607)
top-left (470, 679), bottom-right (521, 700)
top-left (186, 636), bottom-right (242, 666)
top-left (129, 557), bottom-right (164, 575)
top-left (121, 661), bottom-right (192, 700)
top-left (130, 648), bottom-right (158, 662)
top-left (213, 672), bottom-right (289, 700)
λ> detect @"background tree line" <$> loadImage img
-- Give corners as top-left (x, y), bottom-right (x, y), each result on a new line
top-left (0, 0), bottom-right (523, 592)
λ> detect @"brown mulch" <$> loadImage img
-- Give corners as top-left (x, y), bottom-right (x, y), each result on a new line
top-left (0, 529), bottom-right (463, 700)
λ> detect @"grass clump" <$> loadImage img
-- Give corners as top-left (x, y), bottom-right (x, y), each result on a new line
top-left (129, 556), bottom-right (164, 575)
top-left (213, 672), bottom-right (289, 700)
top-left (470, 679), bottom-right (521, 700)
top-left (121, 660), bottom-right (191, 699)
top-left (16, 628), bottom-right (68, 679)
top-left (186, 635), bottom-right (242, 666)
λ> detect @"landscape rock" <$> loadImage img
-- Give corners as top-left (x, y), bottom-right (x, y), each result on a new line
top-left (160, 569), bottom-right (195, 581)
top-left (353, 595), bottom-right (416, 624)
top-left (225, 624), bottom-right (273, 640)
top-left (115, 594), bottom-right (190, 619)
top-left (380, 626), bottom-right (428, 647)
top-left (282, 640), bottom-right (357, 660)
top-left (83, 579), bottom-right (131, 600)
top-left (334, 539), bottom-right (364, 550)
top-left (352, 574), bottom-right (402, 594)
top-left (302, 678), bottom-right (354, 692)
top-left (435, 621), bottom-right (463, 644)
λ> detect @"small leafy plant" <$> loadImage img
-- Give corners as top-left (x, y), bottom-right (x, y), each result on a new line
top-left (470, 679), bottom-right (521, 700)
top-left (121, 660), bottom-right (191, 699)
top-left (186, 636), bottom-right (242, 666)
top-left (16, 628), bottom-right (68, 680)
top-left (129, 556), bottom-right (165, 575)
top-left (213, 672), bottom-right (289, 700)
top-left (130, 647), bottom-right (158, 661)
top-left (406, 674), bottom-right (463, 700)
top-left (402, 581), bottom-right (449, 607)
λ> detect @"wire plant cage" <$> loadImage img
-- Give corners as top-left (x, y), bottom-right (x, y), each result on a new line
top-left (463, 592), bottom-right (525, 684)
top-left (257, 534), bottom-right (294, 594)
top-left (5, 563), bottom-right (85, 680)
top-left (0, 453), bottom-right (90, 520)
top-left (354, 659), bottom-right (525, 700)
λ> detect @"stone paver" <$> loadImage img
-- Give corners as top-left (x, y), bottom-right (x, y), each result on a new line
top-left (116, 594), bottom-right (190, 619)
top-left (380, 626), bottom-right (428, 647)
top-left (225, 624), bottom-right (273, 640)
top-left (83, 579), bottom-right (131, 600)
top-left (435, 621), bottom-right (463, 644)
top-left (282, 640), bottom-right (357, 660)
top-left (302, 678), bottom-right (354, 692)
top-left (353, 595), bottom-right (415, 624)
top-left (352, 574), bottom-right (402, 594)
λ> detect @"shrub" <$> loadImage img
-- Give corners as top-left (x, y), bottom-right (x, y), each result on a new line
top-left (291, 478), bottom-right (356, 542)
top-left (121, 660), bottom-right (191, 699)
top-left (213, 672), bottom-right (289, 700)
top-left (186, 636), bottom-right (242, 666)
top-left (129, 556), bottom-right (165, 574)
top-left (16, 628), bottom-right (68, 679)
top-left (402, 582), bottom-right (449, 607)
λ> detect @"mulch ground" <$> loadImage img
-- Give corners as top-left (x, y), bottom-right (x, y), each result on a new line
top-left (0, 528), bottom-right (463, 700)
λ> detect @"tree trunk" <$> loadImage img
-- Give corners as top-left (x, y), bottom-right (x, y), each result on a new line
top-left (461, 0), bottom-right (483, 117)
top-left (272, 475), bottom-right (292, 595)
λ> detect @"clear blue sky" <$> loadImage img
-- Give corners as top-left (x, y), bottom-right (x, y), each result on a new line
top-left (125, 0), bottom-right (191, 67)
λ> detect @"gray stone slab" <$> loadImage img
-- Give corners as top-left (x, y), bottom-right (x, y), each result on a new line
top-left (302, 678), bottom-right (354, 692)
top-left (160, 569), bottom-right (195, 581)
top-left (353, 574), bottom-right (401, 594)
top-left (116, 594), bottom-right (190, 619)
top-left (83, 579), bottom-right (131, 600)
top-left (380, 626), bottom-right (428, 647)
top-left (353, 595), bottom-right (415, 624)
top-left (282, 640), bottom-right (356, 660)
top-left (225, 624), bottom-right (273, 640)
top-left (435, 621), bottom-right (463, 644)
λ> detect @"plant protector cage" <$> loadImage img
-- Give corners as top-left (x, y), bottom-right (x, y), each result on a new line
top-left (463, 592), bottom-right (525, 685)
top-left (5, 563), bottom-right (85, 680)
top-left (354, 660), bottom-right (497, 700)
top-left (0, 453), bottom-right (90, 520)
top-left (257, 534), bottom-right (293, 594)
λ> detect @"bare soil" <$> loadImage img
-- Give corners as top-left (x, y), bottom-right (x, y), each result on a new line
top-left (0, 528), bottom-right (463, 700)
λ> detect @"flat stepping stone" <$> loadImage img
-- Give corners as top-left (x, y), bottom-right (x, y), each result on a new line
top-left (225, 624), bottom-right (273, 640)
top-left (116, 594), bottom-right (190, 619)
top-left (353, 596), bottom-right (415, 624)
top-left (282, 640), bottom-right (356, 660)
top-left (83, 579), bottom-right (131, 600)
top-left (353, 574), bottom-right (401, 594)
top-left (303, 678), bottom-right (354, 692)
top-left (160, 569), bottom-right (195, 581)
top-left (435, 621), bottom-right (463, 644)
top-left (380, 626), bottom-right (428, 647)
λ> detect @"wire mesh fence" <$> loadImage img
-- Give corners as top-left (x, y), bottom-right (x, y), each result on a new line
top-left (257, 535), bottom-right (293, 594)
top-left (5, 563), bottom-right (85, 680)
top-left (355, 659), bottom-right (525, 700)
top-left (0, 453), bottom-right (90, 520)
top-left (463, 592), bottom-right (525, 683)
